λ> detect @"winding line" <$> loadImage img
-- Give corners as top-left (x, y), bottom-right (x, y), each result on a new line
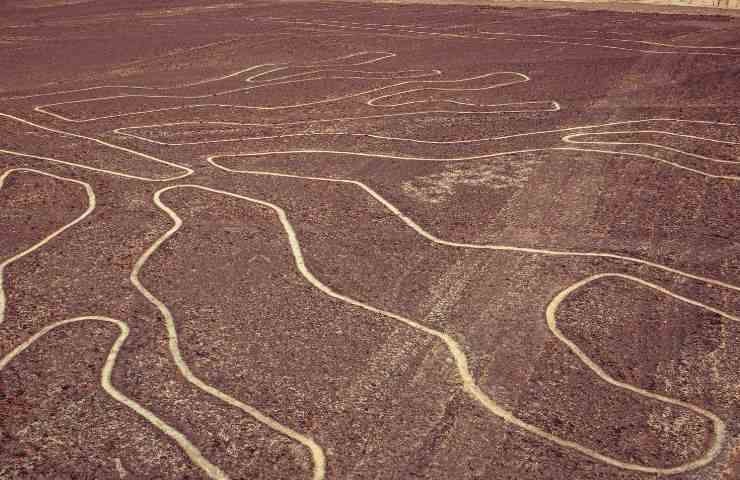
top-left (0, 316), bottom-right (229, 480)
top-left (0, 168), bottom-right (95, 326)
top-left (246, 18), bottom-right (740, 56)
top-left (155, 183), bottom-right (738, 475)
top-left (117, 117), bottom-right (739, 179)
top-left (115, 118), bottom-right (733, 180)
top-left (208, 159), bottom-right (740, 294)
top-left (0, 167), bottom-right (321, 478)
top-left (480, 31), bottom-right (740, 50)
top-left (135, 186), bottom-right (327, 480)
top-left (0, 113), bottom-right (193, 181)
top-left (33, 66), bottom-right (554, 123)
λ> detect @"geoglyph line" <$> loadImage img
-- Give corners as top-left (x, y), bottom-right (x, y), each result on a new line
top-left (137, 186), bottom-right (327, 480)
top-left (0, 113), bottom-right (193, 181)
top-left (0, 168), bottom-right (95, 326)
top-left (117, 118), bottom-right (739, 179)
top-left (246, 17), bottom-right (740, 56)
top-left (2, 38), bottom-right (738, 476)
top-left (479, 31), bottom-right (740, 50)
top-left (30, 55), bottom-right (556, 122)
top-left (0, 316), bottom-right (229, 480)
top-left (154, 183), bottom-right (738, 475)
top-left (208, 160), bottom-right (740, 295)
top-left (0, 167), bottom-right (321, 479)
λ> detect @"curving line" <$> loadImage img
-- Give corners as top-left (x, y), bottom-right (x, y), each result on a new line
top-left (202, 140), bottom-right (738, 180)
top-left (133, 186), bottom-right (326, 480)
top-left (113, 117), bottom-right (740, 145)
top-left (116, 117), bottom-right (738, 146)
top-left (479, 31), bottom-right (740, 50)
top-left (248, 18), bottom-right (740, 56)
top-left (0, 113), bottom-right (193, 181)
top-left (0, 168), bottom-right (95, 326)
top-left (155, 183), bottom-right (737, 475)
top-left (0, 167), bottom-right (321, 478)
top-left (561, 130), bottom-right (739, 164)
top-left (553, 146), bottom-right (740, 180)
top-left (546, 273), bottom-right (733, 472)
top-left (0, 46), bottom-right (382, 101)
top-left (208, 158), bottom-right (740, 295)
top-left (0, 316), bottom-right (229, 480)
top-left (114, 117), bottom-right (737, 180)
top-left (35, 76), bottom-right (550, 123)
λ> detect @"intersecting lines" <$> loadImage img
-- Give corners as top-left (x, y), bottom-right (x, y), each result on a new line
top-left (1, 15), bottom-right (739, 479)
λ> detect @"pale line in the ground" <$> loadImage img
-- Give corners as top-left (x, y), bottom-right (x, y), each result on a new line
top-left (0, 113), bottom-right (193, 181)
top-left (480, 31), bottom-right (740, 50)
top-left (546, 273), bottom-right (730, 470)
top-left (208, 159), bottom-right (740, 294)
top-left (0, 167), bottom-right (315, 478)
top-left (116, 117), bottom-right (738, 145)
top-left (135, 186), bottom-right (326, 480)
top-left (115, 118), bottom-right (739, 178)
top-left (114, 114), bottom-right (738, 179)
top-left (0, 168), bottom-right (95, 327)
top-left (159, 183), bottom-right (737, 474)
top-left (203, 141), bottom-right (738, 180)
top-left (260, 19), bottom-right (740, 56)
top-left (561, 131), bottom-right (739, 164)
top-left (256, 13), bottom-right (573, 30)
top-left (552, 146), bottom-right (739, 180)
top-left (0, 48), bottom-right (393, 101)
top-left (117, 118), bottom-right (738, 148)
top-left (34, 67), bottom-right (548, 123)
top-left (0, 316), bottom-right (229, 480)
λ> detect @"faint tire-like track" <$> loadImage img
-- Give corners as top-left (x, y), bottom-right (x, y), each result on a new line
top-left (152, 182), bottom-right (738, 475)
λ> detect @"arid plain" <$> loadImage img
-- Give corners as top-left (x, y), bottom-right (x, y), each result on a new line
top-left (1, 0), bottom-right (739, 479)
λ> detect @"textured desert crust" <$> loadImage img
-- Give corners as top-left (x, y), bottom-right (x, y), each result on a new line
top-left (0, 1), bottom-right (739, 479)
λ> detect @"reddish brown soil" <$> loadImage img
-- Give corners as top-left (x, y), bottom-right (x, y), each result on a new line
top-left (1, 1), bottom-right (739, 479)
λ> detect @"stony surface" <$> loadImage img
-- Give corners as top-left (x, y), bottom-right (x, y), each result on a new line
top-left (0, 1), bottom-right (739, 479)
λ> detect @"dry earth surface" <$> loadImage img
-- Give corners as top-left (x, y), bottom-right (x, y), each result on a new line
top-left (1, 0), bottom-right (739, 479)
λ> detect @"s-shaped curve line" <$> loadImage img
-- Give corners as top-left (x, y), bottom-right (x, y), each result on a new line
top-left (134, 187), bottom-right (326, 480)
top-left (207, 160), bottom-right (740, 295)
top-left (118, 118), bottom-right (738, 148)
top-left (0, 113), bottom-right (193, 182)
top-left (0, 168), bottom-right (95, 327)
top-left (250, 18), bottom-right (740, 57)
top-left (0, 34), bottom-right (329, 101)
top-left (33, 67), bottom-right (548, 123)
top-left (0, 316), bottom-right (230, 479)
top-left (152, 183), bottom-right (737, 475)
top-left (120, 118), bottom-right (736, 180)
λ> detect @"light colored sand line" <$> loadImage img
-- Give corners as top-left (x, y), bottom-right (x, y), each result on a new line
top-left (113, 117), bottom-right (740, 150)
top-left (0, 48), bottom-right (392, 101)
top-left (561, 131), bottom-right (739, 164)
top-left (118, 118), bottom-right (738, 178)
top-left (203, 139), bottom-right (738, 180)
top-left (157, 183), bottom-right (736, 474)
top-left (480, 31), bottom-right (740, 50)
top-left (0, 316), bottom-right (229, 480)
top-left (0, 168), bottom-right (314, 478)
top-left (260, 19), bottom-right (740, 56)
top-left (116, 117), bottom-right (737, 146)
top-left (0, 113), bottom-right (193, 181)
top-left (0, 168), bottom-right (95, 326)
top-left (133, 186), bottom-right (326, 480)
top-left (546, 272), bottom-right (732, 470)
top-left (208, 160), bottom-right (740, 295)
top-left (552, 146), bottom-right (739, 180)
top-left (33, 62), bottom-right (551, 122)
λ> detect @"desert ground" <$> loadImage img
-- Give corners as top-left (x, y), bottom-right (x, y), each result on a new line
top-left (1, 0), bottom-right (739, 479)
